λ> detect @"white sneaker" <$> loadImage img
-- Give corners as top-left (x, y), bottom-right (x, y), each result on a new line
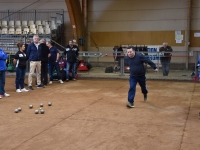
top-left (21, 88), bottom-right (29, 92)
top-left (59, 80), bottom-right (64, 84)
top-left (4, 93), bottom-right (10, 97)
top-left (49, 81), bottom-right (53, 84)
top-left (16, 89), bottom-right (21, 93)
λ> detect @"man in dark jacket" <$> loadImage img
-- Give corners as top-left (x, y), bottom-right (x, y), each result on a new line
top-left (40, 39), bottom-right (50, 85)
top-left (64, 40), bottom-right (79, 81)
top-left (126, 46), bottom-right (158, 108)
top-left (159, 42), bottom-right (173, 76)
top-left (46, 41), bottom-right (63, 84)
top-left (23, 39), bottom-right (31, 86)
top-left (26, 35), bottom-right (44, 90)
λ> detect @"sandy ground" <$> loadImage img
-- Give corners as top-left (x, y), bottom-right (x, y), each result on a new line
top-left (0, 77), bottom-right (199, 150)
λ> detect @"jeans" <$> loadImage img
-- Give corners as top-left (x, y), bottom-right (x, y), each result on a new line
top-left (0, 71), bottom-right (5, 95)
top-left (161, 61), bottom-right (170, 76)
top-left (128, 75), bottom-right (148, 104)
top-left (66, 62), bottom-right (76, 80)
top-left (16, 67), bottom-right (26, 89)
top-left (49, 61), bottom-right (61, 81)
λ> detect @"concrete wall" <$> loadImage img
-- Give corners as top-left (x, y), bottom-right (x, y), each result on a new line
top-left (191, 0), bottom-right (200, 30)
top-left (88, 0), bottom-right (187, 31)
top-left (190, 0), bottom-right (200, 53)
top-left (87, 0), bottom-right (187, 50)
top-left (86, 0), bottom-right (200, 64)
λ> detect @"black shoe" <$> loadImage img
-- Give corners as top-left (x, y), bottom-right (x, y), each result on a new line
top-left (126, 102), bottom-right (134, 108)
top-left (66, 79), bottom-right (69, 82)
top-left (144, 94), bottom-right (147, 101)
top-left (37, 85), bottom-right (44, 88)
top-left (28, 86), bottom-right (34, 90)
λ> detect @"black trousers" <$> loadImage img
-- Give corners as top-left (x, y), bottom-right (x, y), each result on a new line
top-left (41, 61), bottom-right (48, 85)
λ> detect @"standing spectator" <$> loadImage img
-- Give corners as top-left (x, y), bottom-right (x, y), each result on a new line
top-left (40, 39), bottom-right (50, 86)
top-left (125, 46), bottom-right (158, 108)
top-left (113, 45), bottom-right (124, 67)
top-left (13, 43), bottom-right (29, 93)
top-left (46, 41), bottom-right (63, 84)
top-left (26, 35), bottom-right (44, 90)
top-left (64, 40), bottom-right (79, 81)
top-left (0, 44), bottom-right (10, 98)
top-left (72, 39), bottom-right (80, 75)
top-left (24, 39), bottom-right (31, 54)
top-left (159, 42), bottom-right (173, 76)
top-left (23, 39), bottom-right (31, 86)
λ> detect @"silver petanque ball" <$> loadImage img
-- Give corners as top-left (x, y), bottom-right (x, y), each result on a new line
top-left (14, 109), bottom-right (19, 113)
top-left (40, 109), bottom-right (45, 114)
top-left (18, 107), bottom-right (22, 111)
top-left (35, 110), bottom-right (39, 114)
top-left (48, 102), bottom-right (52, 106)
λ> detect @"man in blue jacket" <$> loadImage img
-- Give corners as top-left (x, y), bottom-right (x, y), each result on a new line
top-left (0, 46), bottom-right (10, 98)
top-left (126, 46), bottom-right (158, 108)
top-left (26, 35), bottom-right (44, 90)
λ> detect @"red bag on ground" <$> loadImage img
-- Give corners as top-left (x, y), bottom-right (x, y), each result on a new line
top-left (78, 60), bottom-right (89, 71)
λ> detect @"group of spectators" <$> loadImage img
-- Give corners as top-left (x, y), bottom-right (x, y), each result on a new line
top-left (0, 35), bottom-right (79, 98)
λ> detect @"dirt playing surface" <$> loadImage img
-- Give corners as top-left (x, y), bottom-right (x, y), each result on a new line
top-left (0, 77), bottom-right (199, 150)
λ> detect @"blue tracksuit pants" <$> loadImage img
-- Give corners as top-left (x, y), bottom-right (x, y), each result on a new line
top-left (128, 75), bottom-right (148, 104)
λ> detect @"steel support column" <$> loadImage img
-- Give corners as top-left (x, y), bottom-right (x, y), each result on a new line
top-left (185, 0), bottom-right (191, 69)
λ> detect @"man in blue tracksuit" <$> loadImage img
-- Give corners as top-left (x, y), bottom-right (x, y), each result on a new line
top-left (126, 46), bottom-right (158, 108)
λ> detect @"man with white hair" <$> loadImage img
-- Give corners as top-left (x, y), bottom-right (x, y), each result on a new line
top-left (26, 35), bottom-right (44, 90)
top-left (159, 42), bottom-right (173, 76)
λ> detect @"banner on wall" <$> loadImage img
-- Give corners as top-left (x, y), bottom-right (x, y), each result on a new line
top-left (122, 45), bottom-right (161, 66)
top-left (147, 46), bottom-right (160, 64)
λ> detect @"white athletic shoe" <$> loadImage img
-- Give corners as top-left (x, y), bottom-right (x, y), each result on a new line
top-left (16, 89), bottom-right (22, 93)
top-left (21, 88), bottom-right (29, 92)
top-left (49, 81), bottom-right (53, 84)
top-left (59, 80), bottom-right (63, 84)
top-left (4, 93), bottom-right (10, 97)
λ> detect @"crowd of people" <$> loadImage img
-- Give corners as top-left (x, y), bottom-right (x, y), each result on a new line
top-left (0, 34), bottom-right (80, 98)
